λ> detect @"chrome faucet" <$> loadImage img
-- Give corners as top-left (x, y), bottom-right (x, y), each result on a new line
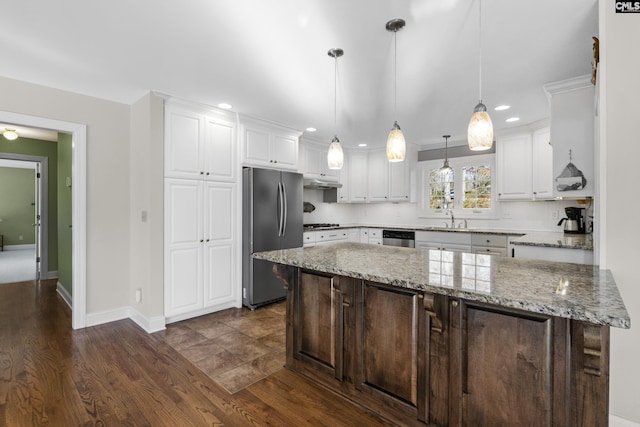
top-left (458, 219), bottom-right (468, 229)
top-left (449, 211), bottom-right (455, 229)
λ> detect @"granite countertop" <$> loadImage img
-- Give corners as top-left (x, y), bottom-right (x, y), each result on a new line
top-left (304, 224), bottom-right (522, 237)
top-left (254, 242), bottom-right (629, 329)
top-left (511, 232), bottom-right (593, 250)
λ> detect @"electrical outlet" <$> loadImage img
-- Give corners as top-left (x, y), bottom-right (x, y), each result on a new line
top-left (19, 235), bottom-right (23, 241)
top-left (135, 288), bottom-right (142, 303)
top-left (551, 210), bottom-right (559, 219)
top-left (243, 288), bottom-right (247, 299)
top-left (141, 210), bottom-right (148, 223)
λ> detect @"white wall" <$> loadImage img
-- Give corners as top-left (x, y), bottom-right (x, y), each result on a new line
top-left (303, 189), bottom-right (585, 233)
top-left (0, 76), bottom-right (131, 315)
top-left (601, 0), bottom-right (640, 423)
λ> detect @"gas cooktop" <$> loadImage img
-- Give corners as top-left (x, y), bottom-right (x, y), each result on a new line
top-left (304, 223), bottom-right (340, 229)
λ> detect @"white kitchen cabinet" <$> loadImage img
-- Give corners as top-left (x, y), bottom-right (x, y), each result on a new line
top-left (388, 158), bottom-right (410, 202)
top-left (416, 231), bottom-right (472, 252)
top-left (496, 133), bottom-right (532, 200)
top-left (315, 229), bottom-right (349, 245)
top-left (164, 101), bottom-right (237, 182)
top-left (348, 152), bottom-right (369, 203)
top-left (470, 233), bottom-right (508, 256)
top-left (240, 116), bottom-right (300, 171)
top-left (346, 228), bottom-right (360, 243)
top-left (368, 149), bottom-right (389, 202)
top-left (368, 228), bottom-right (383, 245)
top-left (360, 228), bottom-right (369, 243)
top-left (531, 127), bottom-right (554, 200)
top-left (164, 179), bottom-right (238, 321)
top-left (303, 231), bottom-right (316, 247)
top-left (513, 245), bottom-right (593, 265)
top-left (301, 140), bottom-right (339, 181)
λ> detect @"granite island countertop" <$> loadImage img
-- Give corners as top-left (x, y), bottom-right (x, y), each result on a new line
top-left (254, 242), bottom-right (629, 328)
top-left (511, 231), bottom-right (593, 250)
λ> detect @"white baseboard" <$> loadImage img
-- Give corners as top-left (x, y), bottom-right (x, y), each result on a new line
top-left (85, 305), bottom-right (166, 333)
top-left (611, 415), bottom-right (640, 426)
top-left (43, 270), bottom-right (59, 280)
top-left (56, 281), bottom-right (72, 309)
top-left (3, 244), bottom-right (36, 251)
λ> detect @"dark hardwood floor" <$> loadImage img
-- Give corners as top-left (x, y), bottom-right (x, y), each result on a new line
top-left (0, 280), bottom-right (392, 426)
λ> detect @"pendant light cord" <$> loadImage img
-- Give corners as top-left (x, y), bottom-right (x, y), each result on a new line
top-left (478, 0), bottom-right (483, 103)
top-left (334, 54), bottom-right (338, 137)
top-left (394, 29), bottom-right (398, 119)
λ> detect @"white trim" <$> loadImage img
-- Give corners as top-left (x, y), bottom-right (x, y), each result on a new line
top-left (56, 281), bottom-right (72, 309)
top-left (610, 414), bottom-right (640, 427)
top-left (2, 244), bottom-right (36, 250)
top-left (129, 308), bottom-right (166, 333)
top-left (0, 111), bottom-right (87, 330)
top-left (165, 301), bottom-right (238, 324)
top-left (86, 306), bottom-right (166, 333)
top-left (543, 74), bottom-right (592, 98)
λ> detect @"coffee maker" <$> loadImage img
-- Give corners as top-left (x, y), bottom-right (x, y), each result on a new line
top-left (557, 207), bottom-right (586, 234)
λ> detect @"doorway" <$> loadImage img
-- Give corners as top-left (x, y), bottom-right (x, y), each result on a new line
top-left (0, 111), bottom-right (87, 329)
top-left (0, 156), bottom-right (47, 284)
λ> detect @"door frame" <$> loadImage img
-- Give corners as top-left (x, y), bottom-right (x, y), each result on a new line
top-left (0, 154), bottom-right (48, 279)
top-left (0, 111), bottom-right (87, 329)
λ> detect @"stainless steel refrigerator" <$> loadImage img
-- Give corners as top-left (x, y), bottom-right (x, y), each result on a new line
top-left (242, 167), bottom-right (303, 308)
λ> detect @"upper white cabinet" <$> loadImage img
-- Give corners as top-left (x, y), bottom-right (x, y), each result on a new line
top-left (240, 115), bottom-right (301, 171)
top-left (531, 127), bottom-right (554, 199)
top-left (496, 127), bottom-right (554, 201)
top-left (544, 77), bottom-right (595, 199)
top-left (496, 133), bottom-right (532, 200)
top-left (367, 149), bottom-right (389, 202)
top-left (301, 139), bottom-right (339, 181)
top-left (347, 151), bottom-right (369, 203)
top-left (164, 101), bottom-right (237, 182)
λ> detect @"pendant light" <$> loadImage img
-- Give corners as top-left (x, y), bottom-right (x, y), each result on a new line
top-left (327, 48), bottom-right (344, 170)
top-left (440, 135), bottom-right (452, 174)
top-left (385, 18), bottom-right (406, 162)
top-left (467, 0), bottom-right (493, 151)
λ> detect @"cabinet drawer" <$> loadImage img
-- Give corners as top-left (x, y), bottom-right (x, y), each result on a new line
top-left (316, 230), bottom-right (348, 242)
top-left (415, 231), bottom-right (472, 245)
top-left (368, 229), bottom-right (382, 239)
top-left (471, 246), bottom-right (507, 256)
top-left (304, 232), bottom-right (316, 247)
top-left (471, 234), bottom-right (507, 248)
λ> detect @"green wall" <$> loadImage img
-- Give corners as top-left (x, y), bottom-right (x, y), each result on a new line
top-left (57, 133), bottom-right (72, 294)
top-left (0, 136), bottom-right (58, 271)
top-left (0, 167), bottom-right (36, 245)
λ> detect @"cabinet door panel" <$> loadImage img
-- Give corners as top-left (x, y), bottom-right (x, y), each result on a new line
top-left (273, 134), bottom-right (298, 170)
top-left (244, 127), bottom-right (271, 165)
top-left (166, 247), bottom-right (203, 315)
top-left (361, 283), bottom-right (421, 406)
top-left (298, 271), bottom-right (336, 368)
top-left (497, 134), bottom-right (532, 200)
top-left (165, 108), bottom-right (203, 179)
top-left (204, 244), bottom-right (235, 306)
top-left (205, 183), bottom-right (234, 242)
top-left (204, 117), bottom-right (236, 181)
top-left (455, 303), bottom-right (555, 426)
top-left (367, 150), bottom-right (389, 202)
top-left (166, 180), bottom-right (202, 245)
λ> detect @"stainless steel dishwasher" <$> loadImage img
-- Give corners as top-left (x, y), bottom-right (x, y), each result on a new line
top-left (382, 230), bottom-right (415, 248)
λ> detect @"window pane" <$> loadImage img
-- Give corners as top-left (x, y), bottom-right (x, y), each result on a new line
top-left (428, 168), bottom-right (454, 210)
top-left (462, 164), bottom-right (491, 209)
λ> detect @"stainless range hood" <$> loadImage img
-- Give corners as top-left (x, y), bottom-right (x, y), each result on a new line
top-left (303, 178), bottom-right (342, 190)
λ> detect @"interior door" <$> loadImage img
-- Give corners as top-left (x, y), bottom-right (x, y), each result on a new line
top-left (34, 163), bottom-right (42, 280)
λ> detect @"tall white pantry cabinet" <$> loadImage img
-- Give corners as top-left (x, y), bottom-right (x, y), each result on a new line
top-left (164, 100), bottom-right (241, 323)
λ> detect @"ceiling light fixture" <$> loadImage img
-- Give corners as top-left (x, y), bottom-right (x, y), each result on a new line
top-left (327, 48), bottom-right (344, 170)
top-left (385, 18), bottom-right (406, 162)
top-left (440, 134), bottom-right (452, 174)
top-left (505, 117), bottom-right (520, 123)
top-left (494, 105), bottom-right (510, 111)
top-left (467, 0), bottom-right (493, 151)
top-left (217, 103), bottom-right (232, 110)
top-left (358, 143), bottom-right (368, 147)
top-left (3, 128), bottom-right (18, 141)
top-left (305, 127), bottom-right (317, 132)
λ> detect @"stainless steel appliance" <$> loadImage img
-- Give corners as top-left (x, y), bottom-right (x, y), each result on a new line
top-left (382, 229), bottom-right (415, 248)
top-left (557, 207), bottom-right (586, 234)
top-left (243, 167), bottom-right (303, 308)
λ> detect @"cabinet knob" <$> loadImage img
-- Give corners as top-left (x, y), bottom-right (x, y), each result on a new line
top-left (498, 193), bottom-right (502, 196)
top-left (206, 239), bottom-right (210, 242)
top-left (200, 239), bottom-right (204, 243)
top-left (270, 160), bottom-right (274, 163)
top-left (206, 172), bottom-right (210, 175)
top-left (200, 171), bottom-right (204, 175)
top-left (533, 191), bottom-right (537, 195)
top-left (274, 160), bottom-right (278, 163)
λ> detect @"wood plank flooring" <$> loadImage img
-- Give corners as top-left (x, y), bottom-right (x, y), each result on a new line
top-left (0, 280), bottom-right (393, 426)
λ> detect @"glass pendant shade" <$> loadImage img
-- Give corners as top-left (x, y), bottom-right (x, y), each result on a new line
top-left (327, 136), bottom-right (344, 170)
top-left (467, 102), bottom-right (494, 151)
top-left (3, 129), bottom-right (18, 140)
top-left (386, 121), bottom-right (406, 162)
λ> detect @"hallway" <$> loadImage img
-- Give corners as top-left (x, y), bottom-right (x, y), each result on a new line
top-left (0, 280), bottom-right (391, 426)
top-left (0, 248), bottom-right (36, 284)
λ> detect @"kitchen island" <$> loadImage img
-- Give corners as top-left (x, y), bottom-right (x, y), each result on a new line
top-left (254, 243), bottom-right (629, 426)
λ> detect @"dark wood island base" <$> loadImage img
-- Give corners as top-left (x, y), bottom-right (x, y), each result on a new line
top-left (274, 263), bottom-right (610, 426)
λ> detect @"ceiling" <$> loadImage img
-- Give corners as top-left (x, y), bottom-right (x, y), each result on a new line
top-left (0, 0), bottom-right (598, 148)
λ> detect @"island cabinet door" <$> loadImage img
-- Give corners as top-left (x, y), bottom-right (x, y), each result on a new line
top-left (448, 300), bottom-right (569, 427)
top-left (353, 282), bottom-right (431, 425)
top-left (291, 270), bottom-right (354, 385)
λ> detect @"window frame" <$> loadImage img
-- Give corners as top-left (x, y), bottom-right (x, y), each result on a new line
top-left (417, 153), bottom-right (499, 219)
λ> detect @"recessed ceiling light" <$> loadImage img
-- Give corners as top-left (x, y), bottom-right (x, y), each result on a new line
top-left (495, 105), bottom-right (510, 111)
top-left (305, 127), bottom-right (317, 132)
top-left (358, 143), bottom-right (367, 147)
top-left (217, 103), bottom-right (232, 110)
top-left (505, 117), bottom-right (520, 123)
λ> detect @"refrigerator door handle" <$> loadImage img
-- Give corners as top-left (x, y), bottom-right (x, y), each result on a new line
top-left (277, 181), bottom-right (284, 237)
top-left (282, 181), bottom-right (288, 237)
